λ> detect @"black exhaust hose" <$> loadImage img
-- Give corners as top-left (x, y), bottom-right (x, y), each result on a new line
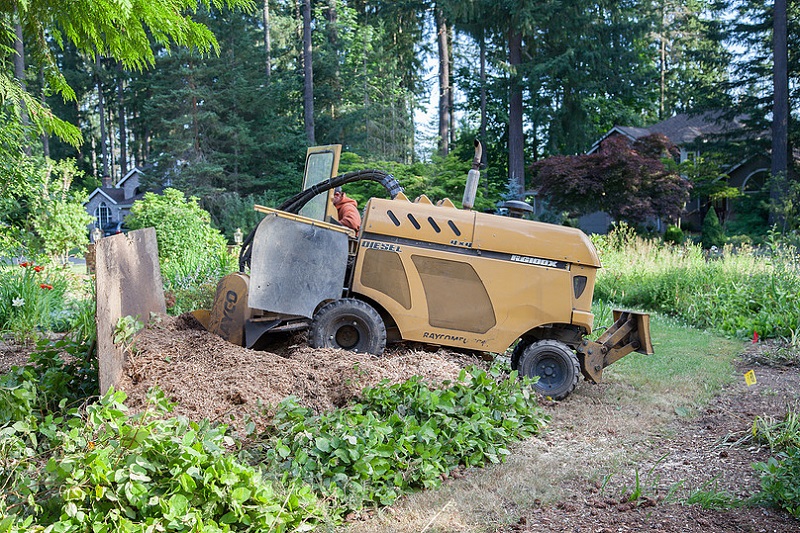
top-left (238, 170), bottom-right (403, 271)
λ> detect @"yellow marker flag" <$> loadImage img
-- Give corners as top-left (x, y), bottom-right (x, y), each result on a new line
top-left (744, 370), bottom-right (757, 386)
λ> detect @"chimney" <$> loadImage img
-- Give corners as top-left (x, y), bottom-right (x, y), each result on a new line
top-left (102, 174), bottom-right (112, 188)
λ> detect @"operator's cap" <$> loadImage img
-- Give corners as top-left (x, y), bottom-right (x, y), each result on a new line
top-left (334, 186), bottom-right (342, 193)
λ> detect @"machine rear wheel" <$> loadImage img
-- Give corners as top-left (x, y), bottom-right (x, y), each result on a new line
top-left (517, 339), bottom-right (580, 400)
top-left (309, 298), bottom-right (387, 355)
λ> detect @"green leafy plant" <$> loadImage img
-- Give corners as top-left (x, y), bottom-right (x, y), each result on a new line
top-left (1, 388), bottom-right (325, 532)
top-left (751, 409), bottom-right (800, 517)
top-left (663, 224), bottom-right (684, 245)
top-left (1, 335), bottom-right (98, 417)
top-left (338, 151), bottom-right (499, 212)
top-left (113, 315), bottom-right (144, 350)
top-left (126, 188), bottom-right (229, 266)
top-left (126, 188), bottom-right (236, 314)
top-left (161, 246), bottom-right (237, 314)
top-left (29, 160), bottom-right (94, 265)
top-left (701, 208), bottom-right (725, 249)
top-left (754, 448), bottom-right (800, 518)
top-left (257, 365), bottom-right (548, 515)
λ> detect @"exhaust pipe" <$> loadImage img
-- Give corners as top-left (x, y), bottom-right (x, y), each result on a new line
top-left (462, 140), bottom-right (483, 210)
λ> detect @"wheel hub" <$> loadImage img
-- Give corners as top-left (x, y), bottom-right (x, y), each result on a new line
top-left (535, 356), bottom-right (563, 387)
top-left (334, 323), bottom-right (360, 349)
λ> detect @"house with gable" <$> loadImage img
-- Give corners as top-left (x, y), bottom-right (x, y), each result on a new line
top-left (577, 111), bottom-right (771, 233)
top-left (84, 168), bottom-right (147, 236)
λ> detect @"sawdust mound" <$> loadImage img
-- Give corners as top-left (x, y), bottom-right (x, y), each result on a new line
top-left (118, 314), bottom-right (485, 433)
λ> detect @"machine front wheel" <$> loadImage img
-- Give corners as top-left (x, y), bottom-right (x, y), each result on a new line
top-left (510, 338), bottom-right (532, 370)
top-left (517, 339), bottom-right (580, 400)
top-left (309, 298), bottom-right (387, 355)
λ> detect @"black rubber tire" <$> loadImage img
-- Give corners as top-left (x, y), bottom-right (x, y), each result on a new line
top-left (517, 339), bottom-right (580, 400)
top-left (309, 298), bottom-right (387, 355)
top-left (510, 338), bottom-right (532, 370)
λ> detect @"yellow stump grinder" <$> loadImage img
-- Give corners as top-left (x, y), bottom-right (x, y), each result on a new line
top-left (193, 143), bottom-right (653, 399)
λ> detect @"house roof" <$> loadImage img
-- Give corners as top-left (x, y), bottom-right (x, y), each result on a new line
top-left (86, 187), bottom-right (121, 205)
top-left (647, 111), bottom-right (748, 145)
top-left (84, 166), bottom-right (145, 207)
top-left (117, 167), bottom-right (143, 188)
top-left (588, 111), bottom-right (749, 154)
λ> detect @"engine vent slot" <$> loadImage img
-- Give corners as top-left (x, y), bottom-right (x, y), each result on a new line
top-left (447, 220), bottom-right (461, 236)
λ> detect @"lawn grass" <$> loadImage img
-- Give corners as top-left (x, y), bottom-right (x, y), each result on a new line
top-left (603, 312), bottom-right (745, 406)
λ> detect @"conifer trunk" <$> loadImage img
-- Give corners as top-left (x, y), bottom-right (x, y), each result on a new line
top-left (770, 0), bottom-right (789, 228)
top-left (303, 0), bottom-right (315, 145)
top-left (117, 61), bottom-right (128, 176)
top-left (263, 0), bottom-right (272, 79)
top-left (508, 27), bottom-right (525, 198)
top-left (436, 5), bottom-right (450, 156)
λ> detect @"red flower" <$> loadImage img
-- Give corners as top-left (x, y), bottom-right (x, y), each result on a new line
top-left (33, 265), bottom-right (43, 272)
top-left (19, 262), bottom-right (29, 267)
top-left (40, 284), bottom-right (53, 290)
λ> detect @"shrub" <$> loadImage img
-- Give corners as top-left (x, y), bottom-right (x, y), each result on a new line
top-left (126, 188), bottom-right (236, 314)
top-left (1, 335), bottom-right (98, 413)
top-left (701, 208), bottom-right (725, 249)
top-left (126, 188), bottom-right (228, 266)
top-left (753, 410), bottom-right (800, 517)
top-left (337, 151), bottom-right (499, 212)
top-left (755, 450), bottom-right (800, 517)
top-left (663, 224), bottom-right (684, 245)
top-left (0, 387), bottom-right (325, 532)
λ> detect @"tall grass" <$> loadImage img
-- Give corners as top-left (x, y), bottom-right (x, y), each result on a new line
top-left (593, 224), bottom-right (800, 340)
top-left (161, 246), bottom-right (238, 314)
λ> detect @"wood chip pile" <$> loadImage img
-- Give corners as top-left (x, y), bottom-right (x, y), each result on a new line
top-left (118, 314), bottom-right (484, 432)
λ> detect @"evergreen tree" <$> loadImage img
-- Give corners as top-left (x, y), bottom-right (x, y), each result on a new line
top-left (652, 0), bottom-right (732, 118)
top-left (701, 206), bottom-right (725, 248)
top-left (724, 0), bottom-right (799, 162)
top-left (0, 0), bottom-right (254, 164)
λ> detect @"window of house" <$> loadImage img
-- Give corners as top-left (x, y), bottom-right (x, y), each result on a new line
top-left (94, 202), bottom-right (112, 227)
top-left (742, 170), bottom-right (768, 194)
top-left (680, 149), bottom-right (700, 165)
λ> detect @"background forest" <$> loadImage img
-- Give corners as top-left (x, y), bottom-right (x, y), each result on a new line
top-left (0, 0), bottom-right (798, 250)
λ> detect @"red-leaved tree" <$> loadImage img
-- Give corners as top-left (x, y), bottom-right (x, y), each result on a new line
top-left (529, 134), bottom-right (691, 225)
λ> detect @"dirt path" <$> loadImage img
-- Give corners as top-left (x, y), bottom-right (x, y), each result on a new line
top-left (495, 359), bottom-right (800, 533)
